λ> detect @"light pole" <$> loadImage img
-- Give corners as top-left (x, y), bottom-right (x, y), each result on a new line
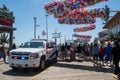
top-left (60, 32), bottom-right (61, 45)
top-left (34, 17), bottom-right (37, 39)
top-left (55, 29), bottom-right (57, 44)
top-left (33, 17), bottom-right (39, 39)
top-left (46, 14), bottom-right (49, 41)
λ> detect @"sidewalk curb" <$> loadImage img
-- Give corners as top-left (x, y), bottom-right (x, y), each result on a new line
top-left (111, 73), bottom-right (119, 80)
top-left (103, 66), bottom-right (119, 80)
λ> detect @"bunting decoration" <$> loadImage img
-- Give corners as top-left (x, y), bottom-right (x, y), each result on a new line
top-left (72, 34), bottom-right (92, 39)
top-left (53, 8), bottom-right (106, 19)
top-left (76, 38), bottom-right (90, 42)
top-left (73, 24), bottom-right (96, 32)
top-left (58, 18), bottom-right (96, 24)
top-left (55, 7), bottom-right (106, 24)
top-left (44, 0), bottom-right (108, 15)
top-left (44, 0), bottom-right (109, 25)
top-left (44, 0), bottom-right (109, 42)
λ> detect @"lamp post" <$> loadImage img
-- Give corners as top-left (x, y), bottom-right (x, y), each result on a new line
top-left (46, 14), bottom-right (49, 41)
top-left (34, 17), bottom-right (37, 39)
top-left (55, 29), bottom-right (57, 44)
top-left (60, 32), bottom-right (61, 45)
top-left (33, 17), bottom-right (39, 39)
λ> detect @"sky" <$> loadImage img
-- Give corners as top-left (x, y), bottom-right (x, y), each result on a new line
top-left (0, 0), bottom-right (120, 45)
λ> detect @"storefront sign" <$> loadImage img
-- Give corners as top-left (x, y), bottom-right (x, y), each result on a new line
top-left (0, 5), bottom-right (14, 27)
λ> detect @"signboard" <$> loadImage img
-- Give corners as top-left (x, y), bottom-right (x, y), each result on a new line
top-left (0, 5), bottom-right (14, 27)
top-left (52, 33), bottom-right (61, 38)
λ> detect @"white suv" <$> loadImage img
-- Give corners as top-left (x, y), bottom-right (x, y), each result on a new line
top-left (8, 39), bottom-right (58, 70)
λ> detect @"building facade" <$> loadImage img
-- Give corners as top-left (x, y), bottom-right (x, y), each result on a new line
top-left (103, 12), bottom-right (120, 35)
top-left (98, 12), bottom-right (120, 41)
top-left (0, 4), bottom-right (16, 50)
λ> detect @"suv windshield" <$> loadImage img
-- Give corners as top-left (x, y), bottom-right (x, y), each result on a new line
top-left (23, 42), bottom-right (44, 48)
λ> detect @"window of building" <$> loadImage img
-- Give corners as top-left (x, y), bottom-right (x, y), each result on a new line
top-left (112, 26), bottom-right (114, 33)
top-left (114, 25), bottom-right (117, 33)
top-left (116, 23), bottom-right (119, 33)
top-left (118, 21), bottom-right (120, 32)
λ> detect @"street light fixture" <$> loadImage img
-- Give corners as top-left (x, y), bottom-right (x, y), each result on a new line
top-left (46, 14), bottom-right (49, 41)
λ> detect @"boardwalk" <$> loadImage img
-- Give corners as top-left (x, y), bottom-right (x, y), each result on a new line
top-left (30, 60), bottom-right (118, 80)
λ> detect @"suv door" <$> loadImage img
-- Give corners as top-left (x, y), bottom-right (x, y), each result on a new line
top-left (46, 42), bottom-right (55, 60)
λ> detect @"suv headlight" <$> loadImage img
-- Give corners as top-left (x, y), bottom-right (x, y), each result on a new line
top-left (29, 53), bottom-right (39, 59)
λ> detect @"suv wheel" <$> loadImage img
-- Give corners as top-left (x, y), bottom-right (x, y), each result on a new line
top-left (40, 58), bottom-right (45, 69)
top-left (54, 52), bottom-right (58, 63)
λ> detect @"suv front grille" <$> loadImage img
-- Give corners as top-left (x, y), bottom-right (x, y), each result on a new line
top-left (12, 56), bottom-right (29, 60)
top-left (11, 52), bottom-right (30, 60)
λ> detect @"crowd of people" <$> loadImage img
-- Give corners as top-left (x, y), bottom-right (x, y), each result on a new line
top-left (59, 41), bottom-right (120, 76)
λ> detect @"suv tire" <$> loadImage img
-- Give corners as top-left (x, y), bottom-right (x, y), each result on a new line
top-left (40, 57), bottom-right (45, 70)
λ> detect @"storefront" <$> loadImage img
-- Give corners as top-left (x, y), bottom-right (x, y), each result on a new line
top-left (0, 5), bottom-right (16, 50)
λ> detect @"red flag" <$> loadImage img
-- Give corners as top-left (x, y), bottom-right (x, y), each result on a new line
top-left (42, 30), bottom-right (46, 36)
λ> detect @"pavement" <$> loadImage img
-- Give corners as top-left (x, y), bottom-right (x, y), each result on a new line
top-left (0, 57), bottom-right (119, 80)
top-left (29, 59), bottom-right (119, 80)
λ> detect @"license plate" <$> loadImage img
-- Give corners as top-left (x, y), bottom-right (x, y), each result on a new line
top-left (14, 56), bottom-right (18, 59)
top-left (17, 64), bottom-right (22, 67)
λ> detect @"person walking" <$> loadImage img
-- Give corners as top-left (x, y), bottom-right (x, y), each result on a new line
top-left (66, 44), bottom-right (71, 61)
top-left (98, 45), bottom-right (104, 66)
top-left (12, 43), bottom-right (16, 49)
top-left (104, 42), bottom-right (112, 66)
top-left (92, 43), bottom-right (99, 66)
top-left (90, 43), bottom-right (93, 60)
top-left (0, 43), bottom-right (6, 63)
top-left (77, 44), bottom-right (82, 60)
top-left (111, 41), bottom-right (120, 75)
top-left (85, 44), bottom-right (91, 60)
top-left (70, 43), bottom-right (76, 61)
top-left (82, 44), bottom-right (86, 60)
top-left (60, 44), bottom-right (66, 60)
top-left (0, 46), bottom-right (3, 61)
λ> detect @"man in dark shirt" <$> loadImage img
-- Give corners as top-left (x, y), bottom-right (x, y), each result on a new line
top-left (111, 41), bottom-right (120, 75)
top-left (61, 44), bottom-right (66, 60)
top-left (77, 44), bottom-right (82, 60)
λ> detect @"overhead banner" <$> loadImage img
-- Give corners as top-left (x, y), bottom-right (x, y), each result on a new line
top-left (73, 24), bottom-right (96, 32)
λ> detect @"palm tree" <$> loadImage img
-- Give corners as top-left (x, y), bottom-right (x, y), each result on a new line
top-left (94, 37), bottom-right (99, 43)
top-left (108, 32), bottom-right (120, 41)
top-left (0, 32), bottom-right (9, 44)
